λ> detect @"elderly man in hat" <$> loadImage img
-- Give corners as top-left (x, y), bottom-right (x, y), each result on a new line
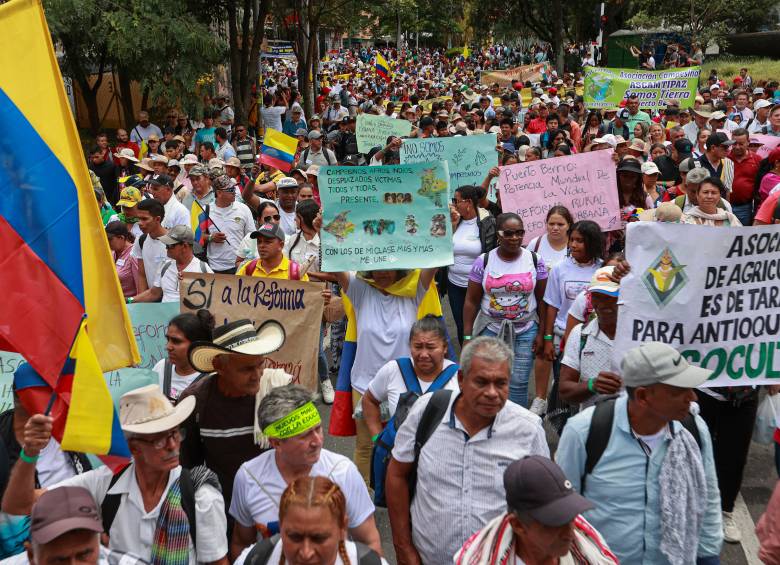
top-left (556, 342), bottom-right (723, 565)
top-left (181, 163), bottom-right (215, 212)
top-left (455, 456), bottom-right (617, 565)
top-left (180, 319), bottom-right (286, 522)
top-left (229, 385), bottom-right (381, 561)
top-left (2, 385), bottom-right (228, 564)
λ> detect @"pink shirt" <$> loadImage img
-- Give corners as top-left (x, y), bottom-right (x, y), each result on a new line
top-left (114, 244), bottom-right (139, 297)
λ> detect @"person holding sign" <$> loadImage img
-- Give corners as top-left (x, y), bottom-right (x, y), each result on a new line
top-left (462, 213), bottom-right (548, 408)
top-left (229, 386), bottom-right (380, 560)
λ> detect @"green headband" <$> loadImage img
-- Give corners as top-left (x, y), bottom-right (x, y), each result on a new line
top-left (263, 402), bottom-right (321, 439)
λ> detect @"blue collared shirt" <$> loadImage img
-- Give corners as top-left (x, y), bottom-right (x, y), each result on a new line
top-left (555, 395), bottom-right (723, 564)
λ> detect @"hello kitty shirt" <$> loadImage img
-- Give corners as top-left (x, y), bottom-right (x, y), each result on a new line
top-left (469, 248), bottom-right (548, 334)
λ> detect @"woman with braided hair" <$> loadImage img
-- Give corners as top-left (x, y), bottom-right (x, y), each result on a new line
top-left (234, 476), bottom-right (386, 565)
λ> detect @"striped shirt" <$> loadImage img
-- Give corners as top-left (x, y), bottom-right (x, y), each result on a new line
top-left (392, 392), bottom-right (549, 565)
top-left (234, 138), bottom-right (255, 170)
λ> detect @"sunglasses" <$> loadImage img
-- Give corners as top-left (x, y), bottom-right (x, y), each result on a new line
top-left (498, 229), bottom-right (525, 238)
top-left (263, 214), bottom-right (281, 222)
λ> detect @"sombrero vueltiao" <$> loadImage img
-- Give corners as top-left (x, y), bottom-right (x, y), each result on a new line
top-left (188, 319), bottom-right (286, 373)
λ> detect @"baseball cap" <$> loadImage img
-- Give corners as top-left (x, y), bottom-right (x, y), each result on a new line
top-left (307, 130), bottom-right (322, 140)
top-left (213, 175), bottom-right (235, 191)
top-left (641, 161), bottom-right (660, 176)
top-left (504, 456), bottom-right (593, 527)
top-left (754, 87), bottom-right (766, 95)
top-left (305, 164), bottom-right (320, 177)
top-left (250, 222), bottom-right (285, 241)
top-left (755, 99), bottom-right (772, 110)
top-left (686, 167), bottom-right (710, 184)
top-left (617, 157), bottom-right (643, 175)
top-left (617, 108), bottom-right (630, 121)
top-left (709, 110), bottom-right (727, 121)
top-left (277, 177), bottom-right (299, 190)
top-left (592, 134), bottom-right (617, 148)
top-left (225, 157), bottom-right (242, 168)
top-left (148, 174), bottom-right (173, 187)
top-left (621, 342), bottom-right (712, 388)
top-left (706, 132), bottom-right (735, 149)
top-left (116, 187), bottom-right (142, 208)
top-left (588, 266), bottom-right (619, 297)
top-left (159, 225), bottom-right (194, 246)
top-left (710, 84), bottom-right (721, 91)
top-left (295, 128), bottom-right (308, 137)
top-left (188, 164), bottom-right (209, 177)
top-left (674, 139), bottom-right (694, 158)
top-left (30, 486), bottom-right (102, 544)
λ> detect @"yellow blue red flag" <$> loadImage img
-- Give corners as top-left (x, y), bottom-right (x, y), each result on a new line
top-left (0, 0), bottom-right (139, 383)
top-left (260, 128), bottom-right (298, 173)
top-left (375, 52), bottom-right (391, 82)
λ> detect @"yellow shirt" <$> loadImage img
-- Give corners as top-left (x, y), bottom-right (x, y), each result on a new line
top-left (236, 255), bottom-right (309, 281)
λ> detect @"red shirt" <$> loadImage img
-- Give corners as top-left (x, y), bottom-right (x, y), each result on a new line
top-left (526, 118), bottom-right (547, 134)
top-left (755, 190), bottom-right (780, 224)
top-left (114, 141), bottom-right (140, 165)
top-left (729, 153), bottom-right (761, 205)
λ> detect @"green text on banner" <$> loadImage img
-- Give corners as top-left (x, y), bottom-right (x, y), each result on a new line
top-left (584, 66), bottom-right (701, 110)
top-left (356, 113), bottom-right (413, 154)
top-left (614, 222), bottom-right (780, 386)
top-left (319, 162), bottom-right (453, 272)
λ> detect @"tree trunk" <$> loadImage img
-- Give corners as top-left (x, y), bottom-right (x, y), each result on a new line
top-left (116, 66), bottom-right (135, 128)
top-left (552, 0), bottom-right (565, 75)
top-left (78, 80), bottom-right (101, 136)
top-left (227, 0), bottom-right (268, 126)
top-left (396, 7), bottom-right (402, 48)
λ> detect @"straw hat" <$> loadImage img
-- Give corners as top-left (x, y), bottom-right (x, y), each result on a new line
top-left (113, 148), bottom-right (138, 162)
top-left (188, 319), bottom-right (286, 373)
top-left (119, 384), bottom-right (195, 434)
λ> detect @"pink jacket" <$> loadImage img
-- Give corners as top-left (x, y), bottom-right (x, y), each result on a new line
top-left (758, 481), bottom-right (780, 565)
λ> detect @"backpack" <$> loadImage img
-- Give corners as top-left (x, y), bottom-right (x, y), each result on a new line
top-left (161, 359), bottom-right (209, 401)
top-left (101, 465), bottom-right (198, 548)
top-left (581, 396), bottom-right (701, 490)
top-left (369, 360), bottom-right (459, 507)
top-left (244, 536), bottom-right (380, 565)
top-left (243, 258), bottom-right (301, 279)
top-left (482, 248), bottom-right (538, 271)
top-left (302, 147), bottom-right (333, 166)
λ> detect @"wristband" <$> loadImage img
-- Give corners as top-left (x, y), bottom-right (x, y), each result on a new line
top-left (587, 378), bottom-right (596, 393)
top-left (463, 335), bottom-right (472, 341)
top-left (19, 448), bottom-right (39, 464)
top-left (371, 433), bottom-right (380, 443)
top-left (543, 334), bottom-right (553, 341)
top-left (126, 297), bottom-right (134, 304)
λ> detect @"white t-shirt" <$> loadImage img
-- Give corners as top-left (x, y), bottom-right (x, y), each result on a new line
top-left (206, 201), bottom-right (255, 271)
top-left (449, 218), bottom-right (481, 287)
top-left (53, 464), bottom-right (227, 563)
top-left (234, 540), bottom-right (389, 565)
top-left (37, 438), bottom-right (76, 487)
top-left (345, 275), bottom-right (426, 394)
top-left (153, 358), bottom-right (201, 400)
top-left (237, 232), bottom-right (259, 262)
top-left (277, 205), bottom-right (298, 237)
top-left (229, 449), bottom-right (374, 534)
top-left (526, 234), bottom-right (568, 270)
top-left (284, 232), bottom-right (320, 270)
top-left (568, 290), bottom-right (589, 322)
top-left (543, 257), bottom-right (602, 333)
top-left (131, 232), bottom-right (167, 288)
top-left (367, 358), bottom-right (459, 415)
top-left (561, 319), bottom-right (618, 408)
top-left (260, 107), bottom-right (287, 132)
top-left (162, 195), bottom-right (191, 230)
top-left (153, 256), bottom-right (213, 303)
top-left (130, 123), bottom-right (163, 143)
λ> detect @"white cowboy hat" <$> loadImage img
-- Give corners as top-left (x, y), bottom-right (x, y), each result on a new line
top-left (188, 319), bottom-right (286, 373)
top-left (113, 148), bottom-right (138, 162)
top-left (119, 384), bottom-right (195, 435)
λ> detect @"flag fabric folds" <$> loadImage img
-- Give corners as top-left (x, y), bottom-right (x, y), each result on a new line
top-left (190, 200), bottom-right (213, 248)
top-left (260, 129), bottom-right (298, 173)
top-left (375, 52), bottom-right (391, 82)
top-left (0, 0), bottom-right (139, 382)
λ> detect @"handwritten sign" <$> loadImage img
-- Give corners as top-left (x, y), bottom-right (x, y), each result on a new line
top-left (319, 162), bottom-right (453, 271)
top-left (498, 150), bottom-right (621, 242)
top-left (400, 134), bottom-right (498, 191)
top-left (615, 222), bottom-right (780, 386)
top-left (751, 134), bottom-right (780, 159)
top-left (180, 273), bottom-right (324, 392)
top-left (356, 113), bottom-right (413, 153)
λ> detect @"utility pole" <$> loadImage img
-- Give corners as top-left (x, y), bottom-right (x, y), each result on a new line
top-left (596, 2), bottom-right (605, 64)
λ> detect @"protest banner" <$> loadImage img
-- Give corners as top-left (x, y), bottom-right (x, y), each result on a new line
top-left (400, 134), bottom-right (498, 192)
top-left (356, 113), bottom-right (413, 153)
top-left (584, 66), bottom-right (701, 110)
top-left (751, 133), bottom-right (780, 159)
top-left (319, 162), bottom-right (453, 271)
top-left (180, 273), bottom-right (324, 392)
top-left (0, 302), bottom-right (177, 411)
top-left (480, 62), bottom-right (551, 86)
top-left (614, 222), bottom-right (780, 386)
top-left (498, 150), bottom-right (621, 241)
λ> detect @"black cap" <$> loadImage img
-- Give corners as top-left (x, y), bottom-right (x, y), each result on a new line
top-left (706, 132), bottom-right (735, 149)
top-left (504, 456), bottom-right (593, 527)
top-left (250, 222), bottom-right (285, 241)
top-left (419, 116), bottom-right (435, 128)
top-left (616, 157), bottom-right (642, 175)
top-left (674, 138), bottom-right (694, 157)
top-left (148, 174), bottom-right (173, 187)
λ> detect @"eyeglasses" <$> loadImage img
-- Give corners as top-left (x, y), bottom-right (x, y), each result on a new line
top-left (498, 229), bottom-right (525, 239)
top-left (263, 214), bottom-right (281, 222)
top-left (451, 198), bottom-right (465, 205)
top-left (132, 428), bottom-right (185, 449)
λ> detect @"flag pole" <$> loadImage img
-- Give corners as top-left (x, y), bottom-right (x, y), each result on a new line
top-left (44, 314), bottom-right (86, 416)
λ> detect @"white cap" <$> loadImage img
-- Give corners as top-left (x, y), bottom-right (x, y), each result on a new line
top-left (593, 134), bottom-right (617, 148)
top-left (641, 161), bottom-right (660, 175)
top-left (621, 342), bottom-right (712, 388)
top-left (754, 99), bottom-right (772, 110)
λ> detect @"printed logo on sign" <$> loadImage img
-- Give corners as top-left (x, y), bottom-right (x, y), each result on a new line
top-left (642, 247), bottom-right (688, 307)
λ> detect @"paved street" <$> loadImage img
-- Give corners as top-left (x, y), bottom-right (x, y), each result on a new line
top-left (320, 301), bottom-right (777, 564)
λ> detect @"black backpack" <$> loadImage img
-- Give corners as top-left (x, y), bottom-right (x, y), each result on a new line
top-left (244, 537), bottom-right (380, 565)
top-left (161, 359), bottom-right (209, 401)
top-left (581, 396), bottom-right (701, 489)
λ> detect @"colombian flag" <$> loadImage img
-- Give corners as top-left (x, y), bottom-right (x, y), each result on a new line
top-left (375, 52), bottom-right (391, 82)
top-left (260, 128), bottom-right (297, 173)
top-left (0, 0), bottom-right (138, 384)
top-left (191, 200), bottom-right (215, 247)
top-left (329, 271), bottom-right (455, 436)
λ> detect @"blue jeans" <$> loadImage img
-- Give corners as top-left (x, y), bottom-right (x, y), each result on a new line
top-left (447, 281), bottom-right (468, 344)
top-left (731, 202), bottom-right (753, 226)
top-left (481, 322), bottom-right (538, 407)
top-left (318, 323), bottom-right (328, 382)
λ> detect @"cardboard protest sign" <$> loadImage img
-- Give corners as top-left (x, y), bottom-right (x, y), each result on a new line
top-left (584, 66), bottom-right (700, 110)
top-left (400, 134), bottom-right (498, 192)
top-left (319, 162), bottom-right (453, 271)
top-left (0, 303), bottom-right (177, 411)
top-left (615, 222), bottom-right (780, 386)
top-left (356, 113), bottom-right (412, 154)
top-left (180, 273), bottom-right (324, 392)
top-left (498, 150), bottom-right (621, 242)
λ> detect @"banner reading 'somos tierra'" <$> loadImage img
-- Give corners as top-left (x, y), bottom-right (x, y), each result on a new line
top-left (584, 66), bottom-right (700, 110)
